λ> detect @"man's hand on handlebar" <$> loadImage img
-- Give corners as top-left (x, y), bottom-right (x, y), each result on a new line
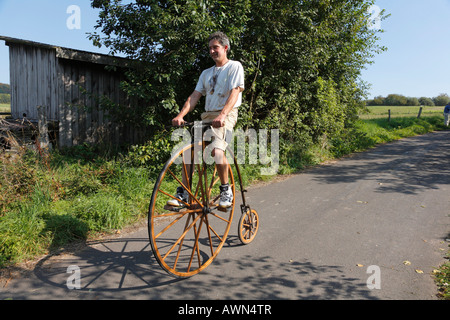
top-left (211, 113), bottom-right (226, 128)
top-left (172, 116), bottom-right (185, 127)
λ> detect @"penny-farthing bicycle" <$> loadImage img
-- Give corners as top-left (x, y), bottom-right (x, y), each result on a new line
top-left (148, 122), bottom-right (259, 278)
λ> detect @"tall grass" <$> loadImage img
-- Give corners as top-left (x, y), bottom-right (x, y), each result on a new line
top-left (0, 115), bottom-right (448, 267)
top-left (0, 146), bottom-right (153, 267)
top-left (0, 104), bottom-right (10, 112)
top-left (0, 103), bottom-right (10, 119)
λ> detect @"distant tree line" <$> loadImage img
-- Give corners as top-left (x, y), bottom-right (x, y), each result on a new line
top-left (366, 93), bottom-right (450, 106)
top-left (0, 83), bottom-right (10, 95)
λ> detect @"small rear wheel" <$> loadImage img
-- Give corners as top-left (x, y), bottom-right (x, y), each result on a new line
top-left (238, 209), bottom-right (259, 245)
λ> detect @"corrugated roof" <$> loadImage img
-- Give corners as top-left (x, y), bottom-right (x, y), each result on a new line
top-left (0, 35), bottom-right (132, 67)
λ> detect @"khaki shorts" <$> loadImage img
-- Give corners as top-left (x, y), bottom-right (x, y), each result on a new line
top-left (200, 108), bottom-right (238, 151)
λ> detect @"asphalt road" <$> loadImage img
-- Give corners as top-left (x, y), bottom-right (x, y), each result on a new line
top-left (1, 130), bottom-right (449, 301)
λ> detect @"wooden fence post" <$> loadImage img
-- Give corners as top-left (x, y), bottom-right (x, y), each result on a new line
top-left (37, 105), bottom-right (51, 151)
top-left (388, 109), bottom-right (391, 122)
top-left (417, 107), bottom-right (423, 118)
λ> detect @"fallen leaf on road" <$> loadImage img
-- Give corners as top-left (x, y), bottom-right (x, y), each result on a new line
top-left (403, 261), bottom-right (411, 266)
top-left (357, 264), bottom-right (364, 267)
top-left (415, 269), bottom-right (424, 274)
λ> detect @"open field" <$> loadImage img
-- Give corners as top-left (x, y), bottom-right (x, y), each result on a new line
top-left (0, 103), bottom-right (10, 119)
top-left (0, 103), bottom-right (10, 113)
top-left (360, 105), bottom-right (444, 119)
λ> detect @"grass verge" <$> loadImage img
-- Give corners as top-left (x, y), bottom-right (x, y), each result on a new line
top-left (435, 258), bottom-right (450, 300)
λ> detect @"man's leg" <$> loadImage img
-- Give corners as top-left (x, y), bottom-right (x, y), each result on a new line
top-left (213, 148), bottom-right (233, 208)
top-left (213, 148), bottom-right (228, 185)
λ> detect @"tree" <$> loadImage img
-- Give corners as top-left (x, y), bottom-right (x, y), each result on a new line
top-left (366, 96), bottom-right (385, 106)
top-left (0, 83), bottom-right (10, 95)
top-left (406, 97), bottom-right (419, 106)
top-left (89, 0), bottom-right (386, 143)
top-left (419, 97), bottom-right (434, 106)
top-left (384, 94), bottom-right (407, 106)
top-left (433, 94), bottom-right (450, 106)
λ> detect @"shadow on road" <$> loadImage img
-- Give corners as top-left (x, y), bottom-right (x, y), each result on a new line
top-left (32, 238), bottom-right (180, 295)
top-left (308, 131), bottom-right (450, 195)
top-left (18, 236), bottom-right (380, 300)
top-left (200, 253), bottom-right (379, 300)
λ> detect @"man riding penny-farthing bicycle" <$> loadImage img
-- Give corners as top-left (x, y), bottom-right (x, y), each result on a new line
top-left (148, 32), bottom-right (259, 278)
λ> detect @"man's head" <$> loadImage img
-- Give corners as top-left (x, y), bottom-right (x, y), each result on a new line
top-left (208, 32), bottom-right (230, 52)
top-left (208, 32), bottom-right (230, 66)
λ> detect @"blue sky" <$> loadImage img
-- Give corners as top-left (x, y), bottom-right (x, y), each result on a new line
top-left (0, 0), bottom-right (110, 84)
top-left (361, 0), bottom-right (450, 99)
top-left (0, 0), bottom-right (449, 99)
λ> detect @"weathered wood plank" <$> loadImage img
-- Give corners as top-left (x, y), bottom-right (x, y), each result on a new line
top-left (71, 65), bottom-right (79, 145)
top-left (9, 46), bottom-right (17, 118)
top-left (84, 67), bottom-right (93, 143)
top-left (19, 45), bottom-right (27, 118)
top-left (77, 65), bottom-right (87, 145)
top-left (37, 105), bottom-right (50, 150)
top-left (28, 46), bottom-right (36, 119)
top-left (63, 63), bottom-right (73, 147)
top-left (50, 49), bottom-right (58, 121)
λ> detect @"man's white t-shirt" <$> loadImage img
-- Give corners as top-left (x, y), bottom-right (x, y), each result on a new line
top-left (195, 60), bottom-right (245, 112)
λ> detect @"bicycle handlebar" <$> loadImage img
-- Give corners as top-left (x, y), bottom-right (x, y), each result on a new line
top-left (166, 122), bottom-right (215, 130)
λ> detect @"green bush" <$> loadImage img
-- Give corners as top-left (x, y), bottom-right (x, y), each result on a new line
top-left (90, 0), bottom-right (386, 148)
top-left (124, 132), bottom-right (174, 173)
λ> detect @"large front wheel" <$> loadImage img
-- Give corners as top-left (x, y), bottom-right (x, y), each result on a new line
top-left (148, 142), bottom-right (235, 278)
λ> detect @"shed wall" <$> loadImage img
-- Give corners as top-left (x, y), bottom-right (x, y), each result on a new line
top-left (57, 58), bottom-right (131, 147)
top-left (9, 44), bottom-right (58, 120)
top-left (5, 41), bottom-right (148, 147)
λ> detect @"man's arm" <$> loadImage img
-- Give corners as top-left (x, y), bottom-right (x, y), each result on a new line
top-left (172, 90), bottom-right (203, 126)
top-left (211, 87), bottom-right (243, 128)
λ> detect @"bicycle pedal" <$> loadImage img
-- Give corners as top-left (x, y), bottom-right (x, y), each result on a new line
top-left (164, 205), bottom-right (186, 212)
top-left (217, 206), bottom-right (232, 213)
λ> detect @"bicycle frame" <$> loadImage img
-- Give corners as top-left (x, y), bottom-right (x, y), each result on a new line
top-left (181, 122), bottom-right (252, 217)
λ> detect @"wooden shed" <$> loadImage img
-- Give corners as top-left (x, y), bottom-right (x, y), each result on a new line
top-left (0, 35), bottom-right (147, 147)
